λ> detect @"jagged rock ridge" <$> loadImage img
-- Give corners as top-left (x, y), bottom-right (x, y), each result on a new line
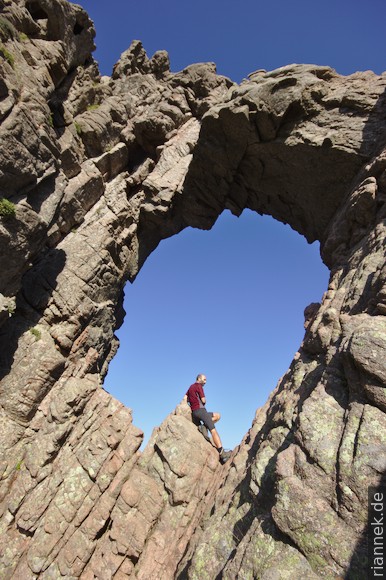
top-left (0, 0), bottom-right (385, 577)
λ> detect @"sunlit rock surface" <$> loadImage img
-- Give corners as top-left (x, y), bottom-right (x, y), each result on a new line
top-left (0, 0), bottom-right (385, 577)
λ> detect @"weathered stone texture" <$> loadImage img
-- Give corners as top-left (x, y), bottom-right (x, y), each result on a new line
top-left (0, 0), bottom-right (385, 577)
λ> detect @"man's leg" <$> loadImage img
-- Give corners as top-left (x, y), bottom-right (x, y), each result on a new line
top-left (209, 415), bottom-right (232, 462)
top-left (191, 413), bottom-right (201, 426)
top-left (210, 427), bottom-right (222, 450)
top-left (192, 409), bottom-right (211, 441)
top-left (212, 412), bottom-right (221, 424)
top-left (198, 424), bottom-right (211, 441)
top-left (206, 413), bottom-right (222, 450)
top-left (194, 410), bottom-right (225, 456)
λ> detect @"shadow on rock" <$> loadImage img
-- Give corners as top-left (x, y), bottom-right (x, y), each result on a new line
top-left (345, 472), bottom-right (386, 580)
top-left (0, 247), bottom-right (66, 382)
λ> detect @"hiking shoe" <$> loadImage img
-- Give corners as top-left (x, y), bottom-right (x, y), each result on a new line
top-left (219, 449), bottom-right (232, 464)
top-left (198, 424), bottom-right (211, 442)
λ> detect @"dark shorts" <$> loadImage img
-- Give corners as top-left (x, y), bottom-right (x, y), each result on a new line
top-left (192, 408), bottom-right (215, 431)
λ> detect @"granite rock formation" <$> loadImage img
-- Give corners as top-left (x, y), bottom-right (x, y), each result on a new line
top-left (0, 0), bottom-right (385, 578)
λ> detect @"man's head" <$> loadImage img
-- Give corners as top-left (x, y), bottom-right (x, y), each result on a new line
top-left (196, 374), bottom-right (207, 384)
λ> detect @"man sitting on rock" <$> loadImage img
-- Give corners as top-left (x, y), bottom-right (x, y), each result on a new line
top-left (184, 374), bottom-right (231, 464)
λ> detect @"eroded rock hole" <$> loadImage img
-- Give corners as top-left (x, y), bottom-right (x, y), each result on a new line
top-left (0, 78), bottom-right (8, 100)
top-left (73, 21), bottom-right (84, 35)
top-left (26, 2), bottom-right (48, 22)
top-left (104, 210), bottom-right (329, 449)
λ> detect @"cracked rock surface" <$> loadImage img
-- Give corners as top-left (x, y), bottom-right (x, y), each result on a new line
top-left (0, 0), bottom-right (385, 577)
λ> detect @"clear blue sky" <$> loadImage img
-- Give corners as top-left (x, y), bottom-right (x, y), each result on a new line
top-left (72, 0), bottom-right (385, 449)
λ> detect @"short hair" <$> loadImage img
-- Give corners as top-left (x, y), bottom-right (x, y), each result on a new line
top-left (196, 374), bottom-right (205, 382)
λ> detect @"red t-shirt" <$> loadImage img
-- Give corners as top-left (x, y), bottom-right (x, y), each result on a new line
top-left (186, 382), bottom-right (205, 411)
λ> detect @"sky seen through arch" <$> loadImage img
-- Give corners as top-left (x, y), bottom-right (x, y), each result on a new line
top-left (104, 210), bottom-right (329, 449)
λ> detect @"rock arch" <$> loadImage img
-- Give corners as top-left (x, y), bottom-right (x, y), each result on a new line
top-left (0, 1), bottom-right (385, 577)
top-left (105, 208), bottom-right (328, 451)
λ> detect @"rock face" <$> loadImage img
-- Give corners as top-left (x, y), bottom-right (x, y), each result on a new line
top-left (0, 0), bottom-right (385, 577)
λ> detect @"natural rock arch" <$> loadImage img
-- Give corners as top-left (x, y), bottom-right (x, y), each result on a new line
top-left (0, 0), bottom-right (385, 577)
top-left (105, 209), bottom-right (328, 450)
